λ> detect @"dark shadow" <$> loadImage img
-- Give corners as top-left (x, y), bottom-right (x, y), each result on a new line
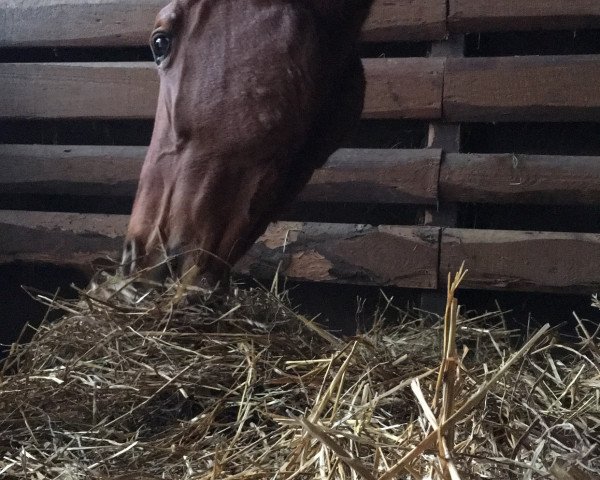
top-left (462, 122), bottom-right (600, 156)
top-left (0, 263), bottom-right (89, 358)
top-left (465, 30), bottom-right (600, 57)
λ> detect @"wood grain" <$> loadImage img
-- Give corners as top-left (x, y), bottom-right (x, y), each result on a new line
top-left (0, 0), bottom-right (165, 48)
top-left (362, 0), bottom-right (447, 42)
top-left (0, 145), bottom-right (144, 197)
top-left (0, 210), bottom-right (128, 269)
top-left (0, 145), bottom-right (441, 205)
top-left (444, 55), bottom-right (600, 122)
top-left (0, 62), bottom-right (158, 119)
top-left (0, 59), bottom-right (444, 120)
top-left (302, 148), bottom-right (440, 204)
top-left (0, 211), bottom-right (440, 288)
top-left (0, 0), bottom-right (448, 48)
top-left (238, 223), bottom-right (440, 288)
top-left (441, 229), bottom-right (600, 293)
top-left (440, 153), bottom-right (600, 205)
top-left (362, 58), bottom-right (444, 120)
top-left (449, 0), bottom-right (600, 32)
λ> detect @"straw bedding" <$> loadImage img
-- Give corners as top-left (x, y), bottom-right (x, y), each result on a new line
top-left (0, 269), bottom-right (598, 479)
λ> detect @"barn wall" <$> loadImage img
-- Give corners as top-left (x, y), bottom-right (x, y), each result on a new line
top-left (1, 0), bottom-right (600, 343)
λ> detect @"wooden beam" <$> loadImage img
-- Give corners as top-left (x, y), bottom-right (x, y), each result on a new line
top-left (0, 145), bottom-right (441, 205)
top-left (444, 55), bottom-right (600, 122)
top-left (420, 34), bottom-right (464, 315)
top-left (0, 210), bottom-right (127, 269)
top-left (440, 229), bottom-right (600, 294)
top-left (362, 0), bottom-right (447, 42)
top-left (0, 63), bottom-right (158, 120)
top-left (449, 0), bottom-right (600, 32)
top-left (238, 223), bottom-right (440, 288)
top-left (0, 0), bottom-right (165, 48)
top-left (0, 145), bottom-right (144, 197)
top-left (300, 148), bottom-right (440, 204)
top-left (0, 0), bottom-right (447, 48)
top-left (0, 211), bottom-right (441, 289)
top-left (363, 58), bottom-right (444, 120)
top-left (440, 153), bottom-right (600, 206)
top-left (0, 59), bottom-right (444, 120)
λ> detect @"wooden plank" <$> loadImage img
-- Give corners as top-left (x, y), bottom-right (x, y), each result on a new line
top-left (0, 59), bottom-right (443, 120)
top-left (0, 211), bottom-right (440, 288)
top-left (0, 0), bottom-right (447, 48)
top-left (440, 229), bottom-right (600, 294)
top-left (302, 148), bottom-right (440, 204)
top-left (440, 153), bottom-right (600, 206)
top-left (0, 145), bottom-right (144, 197)
top-left (0, 145), bottom-right (441, 205)
top-left (0, 63), bottom-right (158, 120)
top-left (0, 211), bottom-right (127, 269)
top-left (362, 0), bottom-right (447, 42)
top-left (238, 223), bottom-right (440, 288)
top-left (362, 58), bottom-right (444, 120)
top-left (449, 0), bottom-right (600, 32)
top-left (444, 55), bottom-right (600, 122)
top-left (419, 34), bottom-right (464, 316)
top-left (0, 0), bottom-right (165, 48)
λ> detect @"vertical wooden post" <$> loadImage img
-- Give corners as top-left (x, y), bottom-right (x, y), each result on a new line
top-left (421, 34), bottom-right (465, 315)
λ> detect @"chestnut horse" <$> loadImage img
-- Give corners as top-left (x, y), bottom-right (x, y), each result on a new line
top-left (122, 0), bottom-right (374, 288)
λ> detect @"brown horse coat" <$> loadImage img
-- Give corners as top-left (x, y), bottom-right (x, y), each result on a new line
top-left (124, 0), bottom-right (374, 286)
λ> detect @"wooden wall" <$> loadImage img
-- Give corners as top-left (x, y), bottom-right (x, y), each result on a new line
top-left (1, 0), bottom-right (600, 295)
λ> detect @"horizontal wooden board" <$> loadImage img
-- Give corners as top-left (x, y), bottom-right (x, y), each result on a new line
top-left (0, 145), bottom-right (144, 197)
top-left (444, 55), bottom-right (600, 122)
top-left (0, 145), bottom-right (441, 205)
top-left (449, 0), bottom-right (600, 32)
top-left (0, 0), bottom-right (447, 48)
top-left (362, 0), bottom-right (447, 42)
top-left (440, 153), bottom-right (600, 205)
top-left (0, 210), bottom-right (127, 269)
top-left (441, 229), bottom-right (600, 294)
top-left (0, 59), bottom-right (444, 120)
top-left (303, 148), bottom-right (440, 204)
top-left (238, 223), bottom-right (440, 288)
top-left (0, 0), bottom-right (165, 48)
top-left (0, 211), bottom-right (440, 288)
top-left (8, 145), bottom-right (600, 208)
top-left (362, 58), bottom-right (444, 120)
top-left (3, 209), bottom-right (600, 293)
top-left (0, 63), bottom-right (158, 120)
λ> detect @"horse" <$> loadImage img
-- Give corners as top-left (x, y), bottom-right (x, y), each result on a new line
top-left (122, 0), bottom-right (374, 289)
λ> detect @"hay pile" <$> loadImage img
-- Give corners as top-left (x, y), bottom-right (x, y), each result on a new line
top-left (1, 270), bottom-right (599, 479)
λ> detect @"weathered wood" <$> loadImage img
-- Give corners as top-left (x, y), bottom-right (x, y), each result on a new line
top-left (0, 59), bottom-right (444, 120)
top-left (238, 223), bottom-right (440, 288)
top-left (301, 149), bottom-right (441, 204)
top-left (421, 34), bottom-right (462, 283)
top-left (0, 210), bottom-right (127, 269)
top-left (0, 63), bottom-right (158, 119)
top-left (440, 153), bottom-right (600, 205)
top-left (362, 58), bottom-right (444, 120)
top-left (449, 0), bottom-right (600, 32)
top-left (0, 211), bottom-right (440, 288)
top-left (444, 55), bottom-right (600, 122)
top-left (362, 0), bottom-right (447, 42)
top-left (0, 145), bottom-right (144, 197)
top-left (0, 0), bottom-right (447, 48)
top-left (0, 145), bottom-right (441, 205)
top-left (440, 229), bottom-right (600, 294)
top-left (0, 0), bottom-right (165, 48)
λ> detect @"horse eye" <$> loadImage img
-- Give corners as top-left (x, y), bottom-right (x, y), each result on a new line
top-left (151, 33), bottom-right (171, 65)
